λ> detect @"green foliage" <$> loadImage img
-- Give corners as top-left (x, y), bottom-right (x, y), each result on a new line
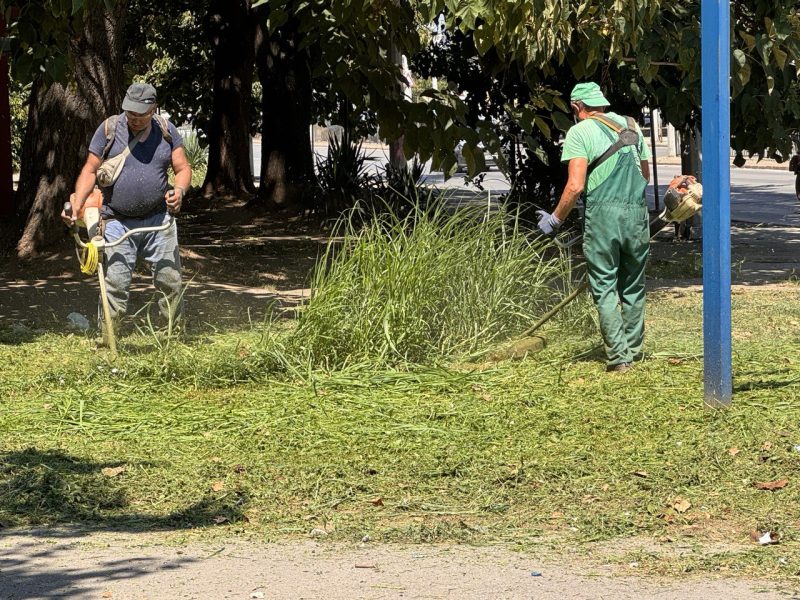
top-left (411, 1), bottom-right (800, 171)
top-left (180, 130), bottom-right (208, 188)
top-left (1, 0), bottom-right (119, 84)
top-left (314, 129), bottom-right (429, 219)
top-left (121, 0), bottom-right (800, 187)
top-left (314, 129), bottom-right (379, 216)
top-left (620, 1), bottom-right (800, 159)
top-left (383, 156), bottom-right (427, 209)
top-left (293, 201), bottom-right (571, 367)
top-left (252, 1), bottom-right (477, 175)
top-left (9, 81), bottom-right (29, 172)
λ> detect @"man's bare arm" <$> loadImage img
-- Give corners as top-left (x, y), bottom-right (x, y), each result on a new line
top-left (165, 146), bottom-right (192, 214)
top-left (62, 153), bottom-right (102, 224)
top-left (553, 157), bottom-right (588, 222)
top-left (640, 160), bottom-right (650, 183)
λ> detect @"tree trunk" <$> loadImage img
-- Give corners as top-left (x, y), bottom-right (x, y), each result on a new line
top-left (5, 5), bottom-right (127, 258)
top-left (200, 0), bottom-right (256, 199)
top-left (387, 42), bottom-right (408, 172)
top-left (253, 13), bottom-right (314, 210)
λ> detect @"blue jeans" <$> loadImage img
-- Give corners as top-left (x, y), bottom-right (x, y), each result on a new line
top-left (102, 211), bottom-right (183, 325)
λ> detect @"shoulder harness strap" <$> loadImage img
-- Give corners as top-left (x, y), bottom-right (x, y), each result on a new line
top-left (102, 114), bottom-right (121, 159)
top-left (103, 113), bottom-right (173, 157)
top-left (153, 113), bottom-right (173, 144)
top-left (586, 114), bottom-right (641, 174)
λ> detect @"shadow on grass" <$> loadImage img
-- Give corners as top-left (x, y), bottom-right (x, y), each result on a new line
top-left (0, 451), bottom-right (250, 595)
top-left (0, 448), bottom-right (246, 532)
top-left (0, 325), bottom-right (41, 346)
top-left (734, 376), bottom-right (800, 393)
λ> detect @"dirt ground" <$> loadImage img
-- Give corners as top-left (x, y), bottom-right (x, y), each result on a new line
top-left (0, 203), bottom-right (325, 330)
top-left (1, 529), bottom-right (797, 600)
top-left (3, 205), bottom-right (800, 598)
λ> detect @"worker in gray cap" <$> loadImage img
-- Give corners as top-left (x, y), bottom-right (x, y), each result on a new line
top-left (62, 82), bottom-right (192, 338)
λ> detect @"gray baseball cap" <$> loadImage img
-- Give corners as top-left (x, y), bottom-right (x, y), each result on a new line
top-left (122, 82), bottom-right (157, 113)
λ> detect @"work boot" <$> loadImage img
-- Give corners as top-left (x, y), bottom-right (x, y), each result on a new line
top-left (607, 362), bottom-right (633, 373)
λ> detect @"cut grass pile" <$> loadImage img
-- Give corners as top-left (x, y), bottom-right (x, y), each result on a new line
top-left (1, 284), bottom-right (800, 576)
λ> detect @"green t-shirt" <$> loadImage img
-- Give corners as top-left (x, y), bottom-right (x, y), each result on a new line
top-left (561, 112), bottom-right (651, 193)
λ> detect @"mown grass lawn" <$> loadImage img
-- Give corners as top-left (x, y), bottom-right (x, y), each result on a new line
top-left (1, 282), bottom-right (799, 578)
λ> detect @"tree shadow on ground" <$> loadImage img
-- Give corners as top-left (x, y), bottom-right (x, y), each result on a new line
top-left (0, 534), bottom-right (199, 599)
top-left (0, 448), bottom-right (245, 531)
top-left (0, 324), bottom-right (40, 346)
top-left (734, 372), bottom-right (800, 393)
top-left (0, 204), bottom-right (323, 337)
top-left (0, 447), bottom-right (248, 598)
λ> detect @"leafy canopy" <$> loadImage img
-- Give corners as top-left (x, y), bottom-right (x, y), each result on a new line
top-left (1, 0), bottom-right (119, 83)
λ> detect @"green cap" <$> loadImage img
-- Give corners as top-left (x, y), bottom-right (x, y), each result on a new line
top-left (570, 82), bottom-right (610, 107)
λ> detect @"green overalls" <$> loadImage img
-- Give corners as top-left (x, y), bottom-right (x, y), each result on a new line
top-left (582, 122), bottom-right (649, 366)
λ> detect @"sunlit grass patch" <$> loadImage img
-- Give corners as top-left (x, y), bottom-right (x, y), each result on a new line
top-left (1, 267), bottom-right (799, 577)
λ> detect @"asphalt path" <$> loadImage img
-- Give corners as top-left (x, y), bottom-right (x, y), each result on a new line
top-left (252, 141), bottom-right (800, 226)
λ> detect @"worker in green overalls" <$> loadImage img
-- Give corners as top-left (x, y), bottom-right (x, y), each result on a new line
top-left (537, 82), bottom-right (652, 373)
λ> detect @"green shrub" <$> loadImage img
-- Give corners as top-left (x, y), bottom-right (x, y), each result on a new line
top-left (293, 200), bottom-right (574, 367)
top-left (379, 156), bottom-right (428, 217)
top-left (181, 130), bottom-right (208, 188)
top-left (315, 128), bottom-right (379, 216)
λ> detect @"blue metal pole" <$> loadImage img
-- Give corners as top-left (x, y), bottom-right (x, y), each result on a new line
top-left (701, 0), bottom-right (732, 406)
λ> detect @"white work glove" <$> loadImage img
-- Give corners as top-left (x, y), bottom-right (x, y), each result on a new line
top-left (536, 210), bottom-right (562, 236)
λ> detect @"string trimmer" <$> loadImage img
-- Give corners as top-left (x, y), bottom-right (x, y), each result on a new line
top-left (483, 175), bottom-right (703, 362)
top-left (64, 191), bottom-right (174, 357)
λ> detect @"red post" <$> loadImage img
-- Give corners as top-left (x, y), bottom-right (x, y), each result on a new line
top-left (0, 15), bottom-right (14, 217)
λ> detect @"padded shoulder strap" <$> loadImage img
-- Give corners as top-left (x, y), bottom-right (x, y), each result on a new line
top-left (101, 114), bottom-right (120, 159)
top-left (587, 114), bottom-right (623, 133)
top-left (153, 113), bottom-right (173, 144)
top-left (586, 114), bottom-right (641, 174)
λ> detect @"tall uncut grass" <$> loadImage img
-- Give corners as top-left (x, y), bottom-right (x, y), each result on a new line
top-left (293, 199), bottom-right (576, 368)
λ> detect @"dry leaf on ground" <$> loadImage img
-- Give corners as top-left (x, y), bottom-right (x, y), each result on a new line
top-left (211, 481), bottom-right (225, 492)
top-left (755, 478), bottom-right (789, 491)
top-left (101, 466), bottom-right (125, 478)
top-left (671, 497), bottom-right (692, 513)
top-left (728, 447), bottom-right (740, 456)
top-left (370, 497), bottom-right (384, 506)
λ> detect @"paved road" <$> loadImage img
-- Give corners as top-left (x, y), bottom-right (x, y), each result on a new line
top-left (1, 531), bottom-right (793, 600)
top-left (252, 141), bottom-right (800, 226)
